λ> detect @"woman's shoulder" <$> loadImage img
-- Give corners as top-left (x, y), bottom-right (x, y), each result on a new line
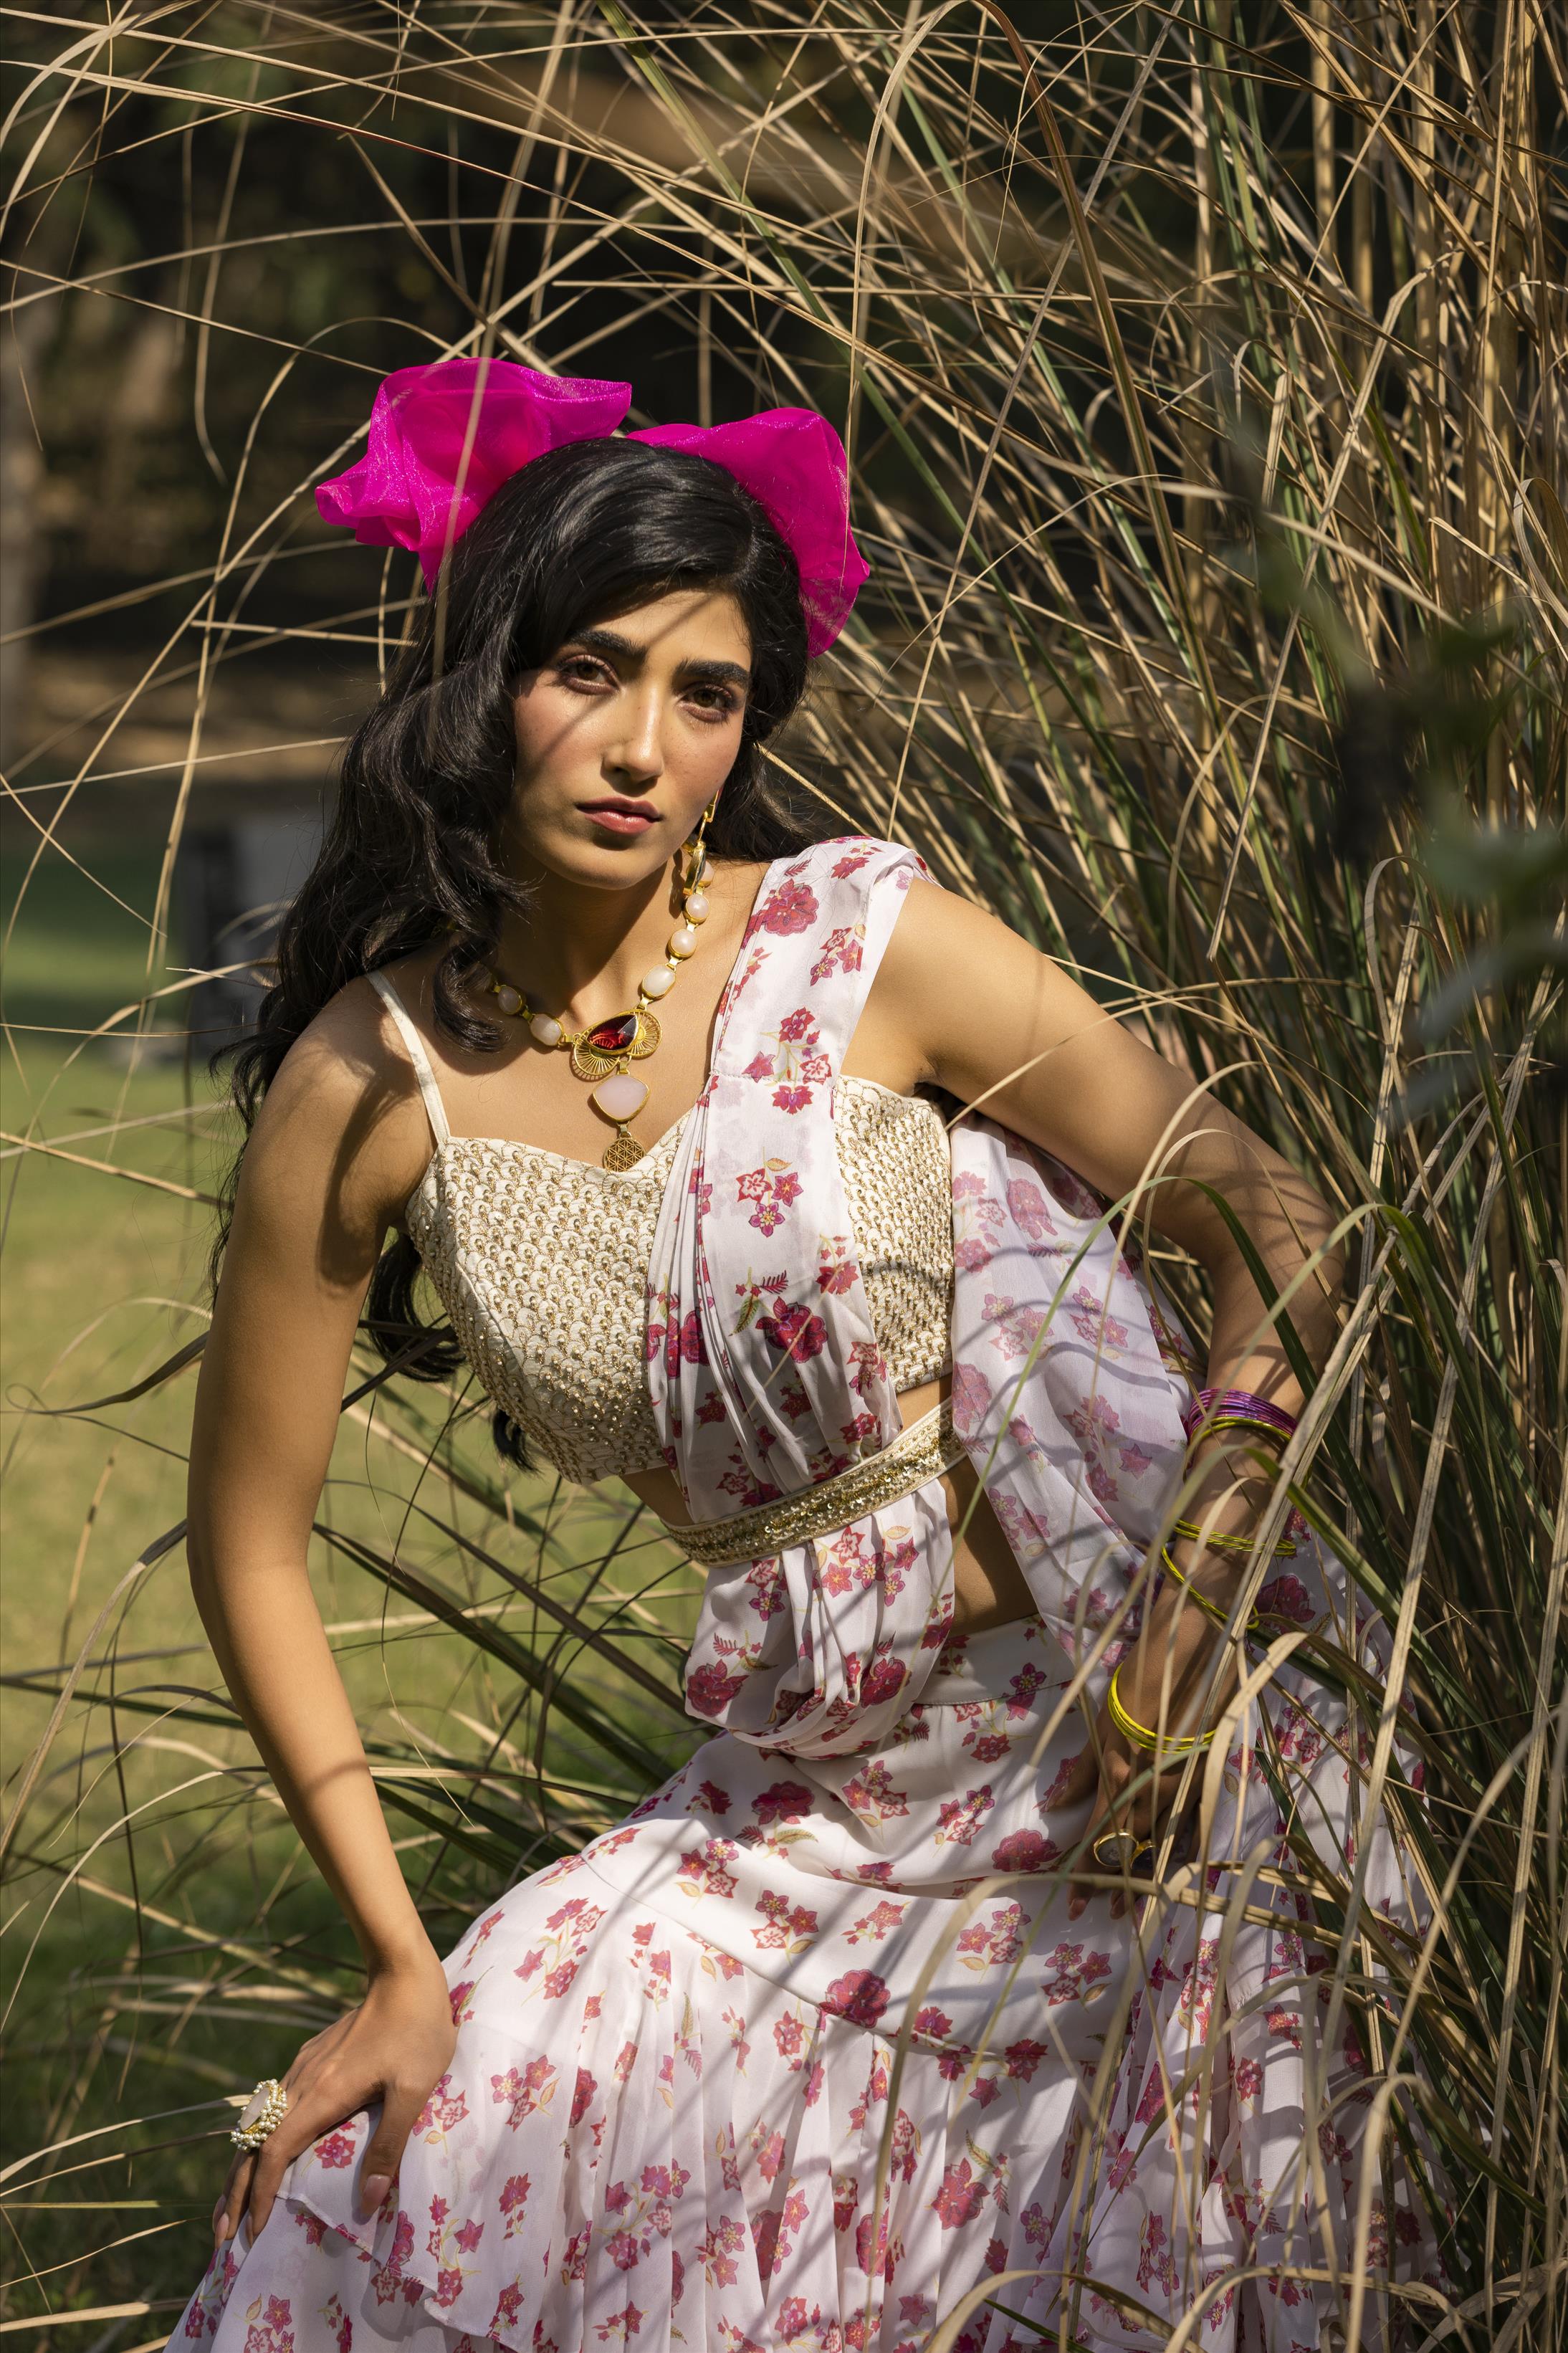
top-left (271, 956), bottom-right (437, 1095)
top-left (243, 965), bottom-right (437, 1216)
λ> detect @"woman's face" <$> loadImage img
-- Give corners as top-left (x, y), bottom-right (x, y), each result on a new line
top-left (505, 586), bottom-right (752, 887)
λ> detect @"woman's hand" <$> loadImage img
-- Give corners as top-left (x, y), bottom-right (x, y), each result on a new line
top-left (1063, 1593), bottom-right (1236, 1921)
top-left (214, 1949), bottom-right (456, 2251)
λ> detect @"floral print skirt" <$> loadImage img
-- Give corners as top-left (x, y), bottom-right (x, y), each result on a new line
top-left (172, 1620), bottom-right (1143, 2353)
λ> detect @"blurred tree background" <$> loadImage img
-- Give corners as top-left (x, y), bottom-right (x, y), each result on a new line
top-left (2, 3), bottom-right (1563, 2346)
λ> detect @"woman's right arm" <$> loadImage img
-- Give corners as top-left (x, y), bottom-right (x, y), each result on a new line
top-left (188, 989), bottom-right (456, 2251)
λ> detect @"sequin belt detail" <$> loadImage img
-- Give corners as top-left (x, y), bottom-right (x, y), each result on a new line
top-left (671, 1401), bottom-right (965, 1567)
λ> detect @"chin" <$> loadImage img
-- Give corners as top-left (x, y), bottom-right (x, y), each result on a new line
top-left (533, 826), bottom-right (672, 886)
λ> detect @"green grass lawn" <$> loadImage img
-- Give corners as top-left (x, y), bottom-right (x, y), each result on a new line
top-left (4, 826), bottom-right (216, 1794)
top-left (1, 931), bottom-right (266, 2333)
top-left (3, 843), bottom-right (178, 1046)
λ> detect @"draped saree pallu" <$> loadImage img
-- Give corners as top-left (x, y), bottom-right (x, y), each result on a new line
top-left (176, 839), bottom-right (1448, 2353)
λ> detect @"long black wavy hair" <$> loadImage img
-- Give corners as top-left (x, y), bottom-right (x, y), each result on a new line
top-left (219, 436), bottom-right (820, 1459)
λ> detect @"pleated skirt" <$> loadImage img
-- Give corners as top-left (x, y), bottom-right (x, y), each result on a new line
top-left (172, 1620), bottom-right (1137, 2352)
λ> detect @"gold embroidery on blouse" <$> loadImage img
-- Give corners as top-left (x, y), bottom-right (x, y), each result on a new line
top-left (405, 1077), bottom-right (953, 1486)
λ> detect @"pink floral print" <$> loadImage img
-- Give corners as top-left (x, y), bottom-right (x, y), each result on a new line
top-left (735, 1158), bottom-right (803, 1234)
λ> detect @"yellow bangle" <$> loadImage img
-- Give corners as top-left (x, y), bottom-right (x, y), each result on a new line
top-left (1157, 1547), bottom-right (1232, 1629)
top-left (1170, 1517), bottom-right (1296, 1560)
top-left (1162, 1547), bottom-right (1271, 1643)
top-left (1106, 1663), bottom-right (1215, 1754)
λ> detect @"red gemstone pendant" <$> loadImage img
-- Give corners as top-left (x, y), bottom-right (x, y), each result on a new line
top-left (585, 1012), bottom-right (640, 1056)
top-left (568, 1007), bottom-right (661, 1082)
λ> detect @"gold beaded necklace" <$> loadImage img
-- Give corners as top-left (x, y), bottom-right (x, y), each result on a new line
top-left (477, 798), bottom-right (717, 1171)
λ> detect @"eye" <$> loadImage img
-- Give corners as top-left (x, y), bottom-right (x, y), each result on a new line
top-left (684, 681), bottom-right (741, 719)
top-left (556, 653), bottom-right (614, 689)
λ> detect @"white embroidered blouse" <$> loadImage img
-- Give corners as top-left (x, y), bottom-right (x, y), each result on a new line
top-left (371, 973), bottom-right (955, 1486)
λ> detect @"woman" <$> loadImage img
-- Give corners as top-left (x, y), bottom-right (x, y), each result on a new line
top-left (174, 360), bottom-right (1443, 2352)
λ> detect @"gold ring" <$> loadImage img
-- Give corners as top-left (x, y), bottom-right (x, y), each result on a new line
top-left (1091, 1828), bottom-right (1150, 1871)
top-left (230, 2077), bottom-right (289, 2152)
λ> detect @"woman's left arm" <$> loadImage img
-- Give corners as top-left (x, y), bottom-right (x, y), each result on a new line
top-left (881, 881), bottom-right (1342, 1388)
top-left (870, 882), bottom-right (1345, 1904)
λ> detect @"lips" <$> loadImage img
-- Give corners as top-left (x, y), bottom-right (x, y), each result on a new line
top-left (578, 799), bottom-right (657, 835)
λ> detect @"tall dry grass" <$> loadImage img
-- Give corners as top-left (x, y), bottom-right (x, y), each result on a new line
top-left (1, 3), bottom-right (1563, 2344)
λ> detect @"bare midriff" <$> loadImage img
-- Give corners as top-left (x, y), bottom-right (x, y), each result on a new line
top-left (620, 1370), bottom-right (1040, 1634)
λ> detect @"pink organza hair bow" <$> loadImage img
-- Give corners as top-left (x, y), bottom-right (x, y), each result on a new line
top-left (316, 357), bottom-right (869, 654)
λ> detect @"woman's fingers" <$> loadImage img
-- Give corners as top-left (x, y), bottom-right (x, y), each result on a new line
top-left (245, 2078), bottom-right (355, 2239)
top-left (216, 2149), bottom-right (254, 2248)
top-left (1056, 1734), bottom-right (1101, 1810)
top-left (1066, 1747), bottom-right (1131, 1919)
top-left (358, 2078), bottom-right (429, 2220)
top-left (1066, 1739), bottom-right (1195, 1919)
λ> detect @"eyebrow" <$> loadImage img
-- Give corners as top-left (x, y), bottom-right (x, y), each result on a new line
top-left (568, 625), bottom-right (750, 689)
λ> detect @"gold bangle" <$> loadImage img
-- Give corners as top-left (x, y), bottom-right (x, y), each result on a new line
top-left (1170, 1517), bottom-right (1296, 1560)
top-left (1106, 1663), bottom-right (1215, 1755)
top-left (1157, 1547), bottom-right (1232, 1629)
top-left (1161, 1547), bottom-right (1268, 1641)
top-left (230, 2077), bottom-right (290, 2152)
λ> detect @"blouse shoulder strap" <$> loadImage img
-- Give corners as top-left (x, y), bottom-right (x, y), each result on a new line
top-left (368, 970), bottom-right (451, 1146)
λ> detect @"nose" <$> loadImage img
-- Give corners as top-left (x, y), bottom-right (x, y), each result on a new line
top-left (603, 682), bottom-right (664, 789)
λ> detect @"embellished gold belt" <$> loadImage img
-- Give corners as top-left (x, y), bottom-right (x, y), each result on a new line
top-left (670, 1400), bottom-right (965, 1567)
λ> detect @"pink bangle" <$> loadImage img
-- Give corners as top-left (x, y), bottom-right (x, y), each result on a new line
top-left (1182, 1388), bottom-right (1299, 1446)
